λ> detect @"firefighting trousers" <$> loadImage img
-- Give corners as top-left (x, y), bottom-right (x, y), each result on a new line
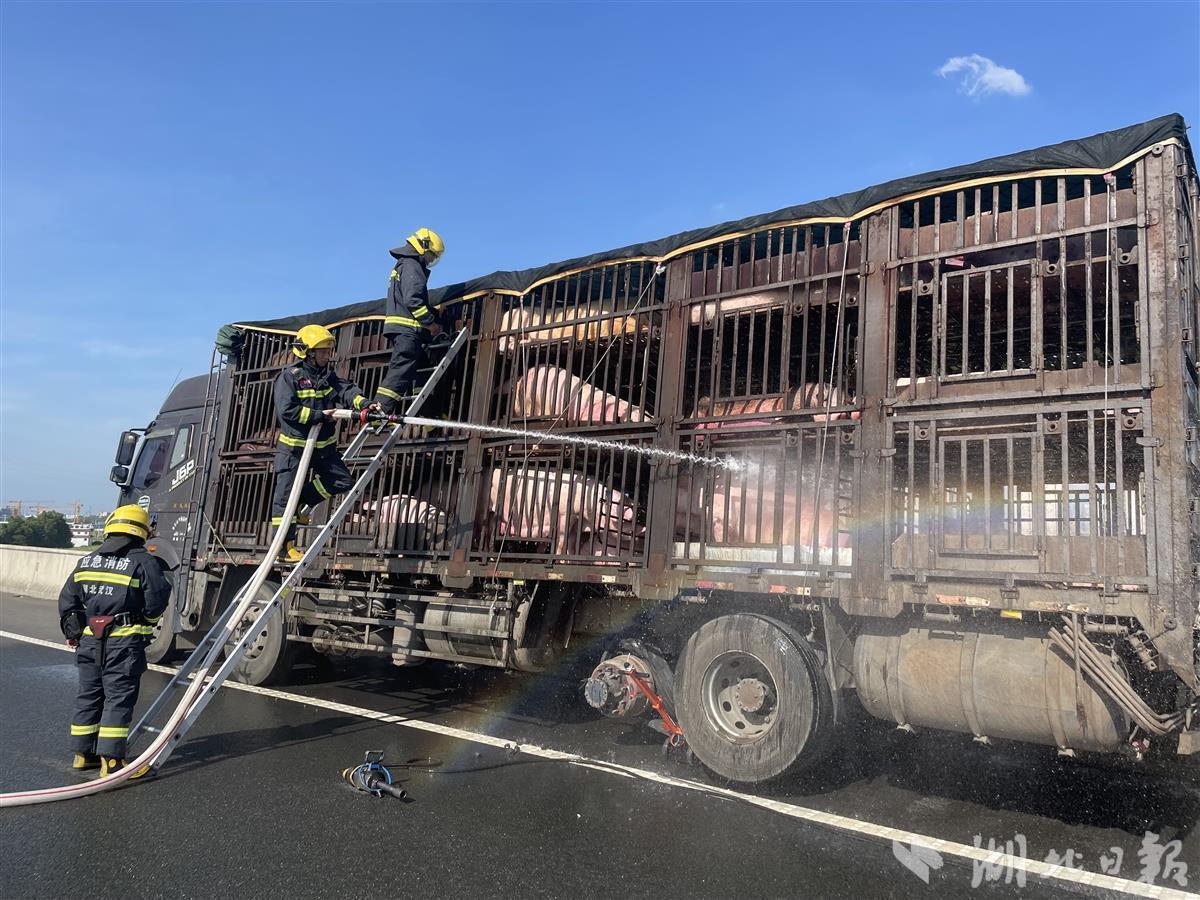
top-left (271, 447), bottom-right (354, 541)
top-left (374, 328), bottom-right (425, 414)
top-left (70, 637), bottom-right (146, 759)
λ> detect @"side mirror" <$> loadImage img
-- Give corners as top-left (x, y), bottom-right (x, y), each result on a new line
top-left (110, 465), bottom-right (130, 485)
top-left (115, 431), bottom-right (139, 467)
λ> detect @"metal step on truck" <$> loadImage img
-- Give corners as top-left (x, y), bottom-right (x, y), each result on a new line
top-left (108, 114), bottom-right (1199, 784)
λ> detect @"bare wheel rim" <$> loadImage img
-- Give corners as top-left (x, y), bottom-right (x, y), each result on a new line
top-left (701, 650), bottom-right (779, 742)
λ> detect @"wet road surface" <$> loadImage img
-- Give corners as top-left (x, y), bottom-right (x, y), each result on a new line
top-left (2, 592), bottom-right (1196, 899)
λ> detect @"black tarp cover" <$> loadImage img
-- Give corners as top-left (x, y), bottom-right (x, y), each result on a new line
top-left (232, 113), bottom-right (1192, 336)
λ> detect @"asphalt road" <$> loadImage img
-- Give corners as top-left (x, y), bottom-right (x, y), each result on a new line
top-left (1, 591), bottom-right (1196, 899)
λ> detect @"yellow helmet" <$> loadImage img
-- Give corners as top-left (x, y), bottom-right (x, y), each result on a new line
top-left (406, 228), bottom-right (445, 267)
top-left (104, 504), bottom-right (151, 540)
top-left (292, 324), bottom-right (336, 359)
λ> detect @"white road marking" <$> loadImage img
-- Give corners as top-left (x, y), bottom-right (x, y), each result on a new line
top-left (2, 629), bottom-right (1194, 899)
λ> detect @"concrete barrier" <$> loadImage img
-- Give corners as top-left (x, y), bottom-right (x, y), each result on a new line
top-left (0, 546), bottom-right (84, 599)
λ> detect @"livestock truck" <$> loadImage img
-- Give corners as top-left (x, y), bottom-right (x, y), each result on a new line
top-left (109, 114), bottom-right (1199, 782)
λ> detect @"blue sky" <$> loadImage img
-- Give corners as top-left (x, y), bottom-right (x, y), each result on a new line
top-left (2, 1), bottom-right (1197, 512)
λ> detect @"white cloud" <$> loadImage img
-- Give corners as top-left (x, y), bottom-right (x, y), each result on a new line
top-left (937, 54), bottom-right (1031, 98)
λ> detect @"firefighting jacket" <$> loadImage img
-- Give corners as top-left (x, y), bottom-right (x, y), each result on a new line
top-left (274, 358), bottom-right (368, 450)
top-left (58, 536), bottom-right (171, 640)
top-left (384, 244), bottom-right (435, 335)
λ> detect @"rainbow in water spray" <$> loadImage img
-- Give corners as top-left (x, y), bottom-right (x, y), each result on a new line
top-left (400, 416), bottom-right (744, 471)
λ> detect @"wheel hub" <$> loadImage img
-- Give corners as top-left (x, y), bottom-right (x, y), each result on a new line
top-left (235, 606), bottom-right (269, 661)
top-left (733, 677), bottom-right (769, 714)
top-left (701, 651), bottom-right (779, 741)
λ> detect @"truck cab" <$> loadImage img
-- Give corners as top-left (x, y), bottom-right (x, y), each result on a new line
top-left (109, 374), bottom-right (209, 659)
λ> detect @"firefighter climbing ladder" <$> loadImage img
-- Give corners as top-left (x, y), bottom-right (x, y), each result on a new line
top-left (0, 329), bottom-right (468, 807)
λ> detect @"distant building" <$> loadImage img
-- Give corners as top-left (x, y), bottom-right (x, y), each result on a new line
top-left (70, 522), bottom-right (100, 548)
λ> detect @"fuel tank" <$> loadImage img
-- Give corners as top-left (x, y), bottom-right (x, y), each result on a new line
top-left (852, 622), bottom-right (1130, 753)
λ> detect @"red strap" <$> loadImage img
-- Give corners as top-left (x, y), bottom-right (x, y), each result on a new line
top-left (627, 670), bottom-right (684, 746)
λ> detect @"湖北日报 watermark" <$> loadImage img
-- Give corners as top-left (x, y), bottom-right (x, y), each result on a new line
top-left (892, 831), bottom-right (1189, 888)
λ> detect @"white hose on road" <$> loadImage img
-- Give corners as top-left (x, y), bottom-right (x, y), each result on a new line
top-left (0, 426), bottom-right (319, 808)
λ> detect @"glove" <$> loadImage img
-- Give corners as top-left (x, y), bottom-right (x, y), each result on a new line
top-left (359, 403), bottom-right (389, 425)
top-left (60, 609), bottom-right (85, 642)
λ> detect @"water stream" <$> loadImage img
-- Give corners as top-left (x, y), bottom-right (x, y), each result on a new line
top-left (400, 416), bottom-right (743, 471)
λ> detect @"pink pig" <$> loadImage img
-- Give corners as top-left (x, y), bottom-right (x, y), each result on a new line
top-left (512, 365), bottom-right (647, 425)
top-left (356, 495), bottom-right (448, 550)
top-left (488, 468), bottom-right (644, 556)
top-left (674, 464), bottom-right (846, 561)
top-left (692, 384), bottom-right (861, 439)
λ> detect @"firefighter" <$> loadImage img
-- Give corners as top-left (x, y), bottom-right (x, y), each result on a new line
top-left (273, 323), bottom-right (376, 562)
top-left (374, 228), bottom-right (445, 414)
top-left (58, 504), bottom-right (170, 777)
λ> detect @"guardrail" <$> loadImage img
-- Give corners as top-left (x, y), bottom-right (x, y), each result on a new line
top-left (0, 546), bottom-right (84, 599)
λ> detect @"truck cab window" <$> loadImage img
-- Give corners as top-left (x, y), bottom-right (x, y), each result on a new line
top-left (131, 433), bottom-right (173, 489)
top-left (170, 424), bottom-right (193, 469)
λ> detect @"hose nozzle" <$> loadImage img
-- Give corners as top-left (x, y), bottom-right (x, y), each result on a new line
top-left (342, 752), bottom-right (407, 800)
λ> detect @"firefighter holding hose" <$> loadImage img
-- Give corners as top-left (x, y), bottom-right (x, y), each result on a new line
top-left (58, 504), bottom-right (170, 777)
top-left (272, 324), bottom-right (377, 563)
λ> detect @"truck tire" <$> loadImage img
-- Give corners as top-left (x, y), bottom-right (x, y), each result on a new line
top-left (144, 562), bottom-right (180, 664)
top-left (228, 580), bottom-right (297, 686)
top-left (145, 596), bottom-right (180, 664)
top-left (676, 613), bottom-right (833, 784)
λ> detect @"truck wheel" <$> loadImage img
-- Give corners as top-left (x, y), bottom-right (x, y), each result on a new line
top-left (229, 580), bottom-right (297, 686)
top-left (145, 561), bottom-right (180, 664)
top-left (145, 598), bottom-right (180, 665)
top-left (676, 613), bottom-right (833, 784)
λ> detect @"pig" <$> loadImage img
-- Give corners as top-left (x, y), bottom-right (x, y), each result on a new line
top-left (356, 494), bottom-right (448, 551)
top-left (511, 365), bottom-right (648, 425)
top-left (691, 384), bottom-right (862, 437)
top-left (687, 291), bottom-right (785, 326)
top-left (499, 306), bottom-right (645, 352)
top-left (693, 396), bottom-right (786, 430)
top-left (488, 468), bottom-right (644, 557)
top-left (794, 382), bottom-right (863, 423)
top-left (677, 463), bottom-right (849, 564)
top-left (686, 285), bottom-right (855, 327)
